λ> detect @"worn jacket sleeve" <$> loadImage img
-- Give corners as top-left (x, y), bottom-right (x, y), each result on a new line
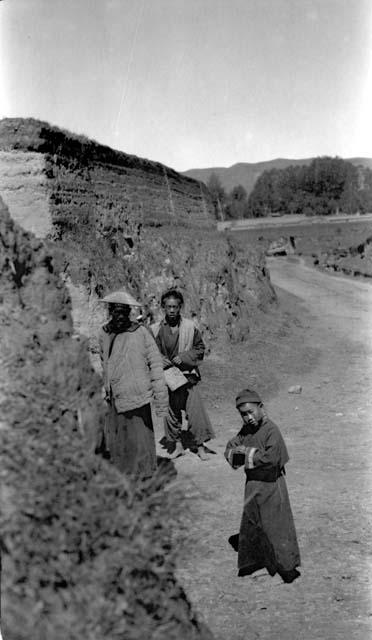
top-left (143, 327), bottom-right (169, 416)
top-left (244, 427), bottom-right (282, 470)
top-left (178, 328), bottom-right (205, 368)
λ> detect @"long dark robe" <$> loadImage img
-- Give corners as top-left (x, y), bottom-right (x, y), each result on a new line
top-left (225, 418), bottom-right (300, 577)
top-left (105, 402), bottom-right (157, 478)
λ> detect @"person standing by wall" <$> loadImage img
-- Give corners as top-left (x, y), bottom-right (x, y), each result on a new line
top-left (151, 288), bottom-right (215, 461)
top-left (225, 388), bottom-right (301, 583)
top-left (99, 289), bottom-right (168, 478)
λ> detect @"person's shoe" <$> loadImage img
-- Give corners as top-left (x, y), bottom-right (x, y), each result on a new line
top-left (228, 533), bottom-right (240, 552)
top-left (279, 568), bottom-right (301, 584)
top-left (168, 442), bottom-right (186, 459)
top-left (196, 446), bottom-right (210, 461)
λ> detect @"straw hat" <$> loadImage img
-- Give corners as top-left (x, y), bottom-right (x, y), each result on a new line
top-left (100, 289), bottom-right (141, 306)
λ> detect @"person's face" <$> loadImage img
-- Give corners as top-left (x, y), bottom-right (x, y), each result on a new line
top-left (238, 402), bottom-right (262, 428)
top-left (163, 297), bottom-right (182, 321)
top-left (108, 304), bottom-right (130, 323)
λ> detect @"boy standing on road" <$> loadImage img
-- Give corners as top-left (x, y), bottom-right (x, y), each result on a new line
top-left (225, 388), bottom-right (301, 583)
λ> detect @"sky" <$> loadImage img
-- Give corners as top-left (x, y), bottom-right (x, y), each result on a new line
top-left (1, 0), bottom-right (372, 171)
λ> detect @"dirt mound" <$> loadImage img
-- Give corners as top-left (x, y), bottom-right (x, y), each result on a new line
top-left (230, 220), bottom-right (372, 281)
top-left (0, 118), bottom-right (278, 353)
top-left (0, 196), bottom-right (214, 640)
top-left (0, 117), bottom-right (215, 233)
top-left (314, 235), bottom-right (372, 278)
top-left (54, 222), bottom-right (276, 356)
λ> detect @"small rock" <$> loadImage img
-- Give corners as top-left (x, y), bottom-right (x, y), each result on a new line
top-left (335, 412), bottom-right (343, 417)
top-left (288, 385), bottom-right (302, 394)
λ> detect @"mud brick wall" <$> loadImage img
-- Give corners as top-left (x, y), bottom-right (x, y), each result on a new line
top-left (0, 118), bottom-right (215, 238)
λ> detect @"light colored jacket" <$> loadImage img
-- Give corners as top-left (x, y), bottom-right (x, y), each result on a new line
top-left (99, 324), bottom-right (168, 415)
top-left (151, 317), bottom-right (204, 376)
top-left (151, 317), bottom-right (195, 352)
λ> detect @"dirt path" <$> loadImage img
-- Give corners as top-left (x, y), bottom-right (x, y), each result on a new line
top-left (156, 256), bottom-right (372, 640)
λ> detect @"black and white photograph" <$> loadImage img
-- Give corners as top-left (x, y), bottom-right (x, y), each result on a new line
top-left (0, 1), bottom-right (372, 638)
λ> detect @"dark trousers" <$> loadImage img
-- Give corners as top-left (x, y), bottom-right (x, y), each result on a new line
top-left (163, 383), bottom-right (215, 448)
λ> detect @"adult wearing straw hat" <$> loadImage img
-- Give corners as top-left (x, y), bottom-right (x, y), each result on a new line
top-left (99, 289), bottom-right (168, 478)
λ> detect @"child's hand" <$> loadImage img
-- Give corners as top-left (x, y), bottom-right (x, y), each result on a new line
top-left (231, 446), bottom-right (247, 469)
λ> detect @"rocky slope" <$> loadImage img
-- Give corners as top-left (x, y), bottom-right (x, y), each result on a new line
top-left (54, 221), bottom-right (276, 360)
top-left (0, 120), bottom-right (285, 639)
top-left (0, 118), bottom-right (215, 237)
top-left (0, 118), bottom-right (277, 353)
top-left (0, 195), bottom-right (214, 640)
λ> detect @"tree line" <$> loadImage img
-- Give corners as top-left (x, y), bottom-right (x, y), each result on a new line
top-left (207, 157), bottom-right (372, 220)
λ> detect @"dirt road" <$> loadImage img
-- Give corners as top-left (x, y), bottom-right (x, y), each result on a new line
top-left (160, 256), bottom-right (372, 640)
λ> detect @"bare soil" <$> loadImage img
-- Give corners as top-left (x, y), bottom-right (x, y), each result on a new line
top-left (154, 256), bottom-right (372, 640)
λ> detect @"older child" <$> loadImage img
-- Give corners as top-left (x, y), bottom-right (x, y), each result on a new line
top-left (225, 388), bottom-right (301, 583)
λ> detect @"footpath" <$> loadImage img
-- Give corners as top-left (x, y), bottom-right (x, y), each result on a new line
top-left (155, 257), bottom-right (372, 640)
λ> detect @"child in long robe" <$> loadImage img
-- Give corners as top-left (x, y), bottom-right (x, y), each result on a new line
top-left (225, 388), bottom-right (301, 583)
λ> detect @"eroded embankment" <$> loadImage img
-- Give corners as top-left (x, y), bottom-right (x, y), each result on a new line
top-left (0, 117), bottom-right (278, 354)
top-left (313, 235), bottom-right (372, 278)
top-left (0, 197), bottom-right (214, 640)
top-left (0, 117), bottom-right (215, 232)
top-left (54, 223), bottom-right (276, 354)
top-left (231, 220), bottom-right (372, 280)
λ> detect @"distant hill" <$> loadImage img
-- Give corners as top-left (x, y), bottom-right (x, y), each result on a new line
top-left (183, 157), bottom-right (372, 196)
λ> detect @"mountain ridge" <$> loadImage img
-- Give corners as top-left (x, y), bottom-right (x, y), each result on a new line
top-left (183, 157), bottom-right (372, 196)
